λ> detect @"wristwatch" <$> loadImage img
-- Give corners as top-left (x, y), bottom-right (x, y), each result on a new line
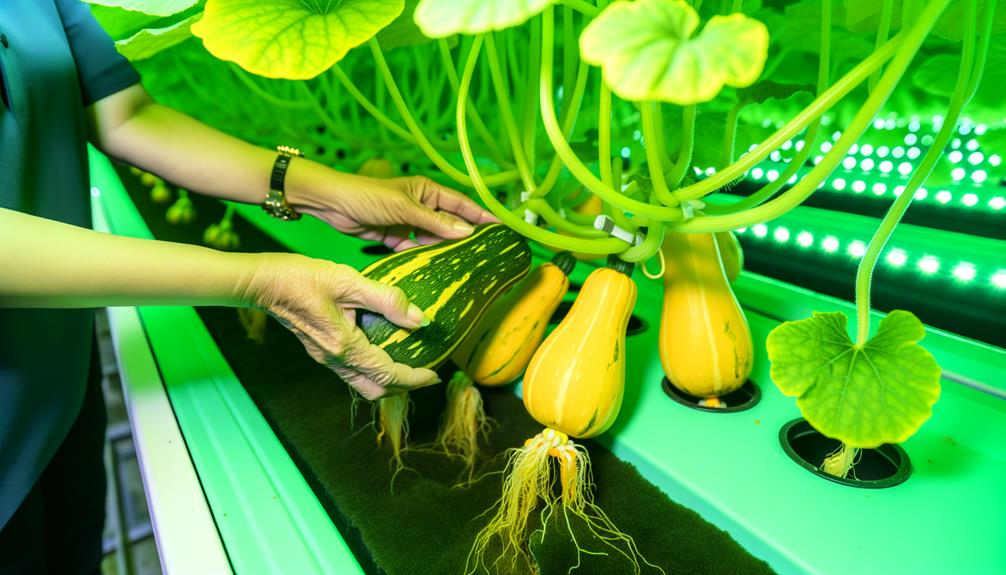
top-left (262, 145), bottom-right (303, 221)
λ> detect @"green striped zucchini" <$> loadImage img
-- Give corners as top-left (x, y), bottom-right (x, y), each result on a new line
top-left (357, 223), bottom-right (531, 368)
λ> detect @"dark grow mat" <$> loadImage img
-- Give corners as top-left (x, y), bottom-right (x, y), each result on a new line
top-left (120, 169), bottom-right (775, 575)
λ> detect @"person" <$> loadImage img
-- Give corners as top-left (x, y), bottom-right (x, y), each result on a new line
top-left (0, 1), bottom-right (496, 572)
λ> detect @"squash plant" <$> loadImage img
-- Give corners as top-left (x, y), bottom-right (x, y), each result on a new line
top-left (86, 0), bottom-right (1001, 568)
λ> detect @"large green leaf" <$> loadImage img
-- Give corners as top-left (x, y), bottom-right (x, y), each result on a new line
top-left (579, 0), bottom-right (768, 104)
top-left (767, 0), bottom-right (872, 63)
top-left (87, 5), bottom-right (162, 39)
top-left (116, 14), bottom-right (199, 60)
top-left (844, 0), bottom-right (1006, 41)
top-left (767, 310), bottom-right (941, 448)
top-left (912, 36), bottom-right (1006, 120)
top-left (84, 0), bottom-right (200, 17)
top-left (191, 0), bottom-right (404, 79)
top-left (912, 53), bottom-right (958, 98)
top-left (738, 80), bottom-right (815, 105)
top-left (413, 0), bottom-right (554, 37)
top-left (377, 0), bottom-right (433, 50)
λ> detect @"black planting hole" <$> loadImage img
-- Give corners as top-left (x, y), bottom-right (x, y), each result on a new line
top-left (401, 162), bottom-right (411, 173)
top-left (548, 300), bottom-right (646, 336)
top-left (315, 125), bottom-right (326, 135)
top-left (661, 378), bottom-right (760, 413)
top-left (315, 147), bottom-right (326, 156)
top-left (336, 149), bottom-right (346, 159)
top-left (361, 244), bottom-right (394, 256)
top-left (779, 418), bottom-right (912, 489)
top-left (626, 314), bottom-right (646, 336)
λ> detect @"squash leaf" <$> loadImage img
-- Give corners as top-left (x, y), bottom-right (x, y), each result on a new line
top-left (84, 0), bottom-right (201, 17)
top-left (377, 0), bottom-right (433, 50)
top-left (413, 0), bottom-right (555, 37)
top-left (913, 36), bottom-right (1006, 114)
top-left (766, 310), bottom-right (941, 449)
top-left (191, 0), bottom-right (405, 80)
top-left (738, 80), bottom-right (815, 105)
top-left (844, 0), bottom-right (1006, 41)
top-left (579, 0), bottom-right (769, 104)
top-left (87, 5), bottom-right (164, 39)
top-left (115, 14), bottom-right (199, 60)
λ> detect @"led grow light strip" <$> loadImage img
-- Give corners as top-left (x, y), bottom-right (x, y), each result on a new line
top-left (730, 120), bottom-right (1004, 213)
top-left (734, 223), bottom-right (1006, 289)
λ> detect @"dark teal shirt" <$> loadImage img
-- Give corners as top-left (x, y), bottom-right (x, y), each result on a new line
top-left (0, 0), bottom-right (139, 529)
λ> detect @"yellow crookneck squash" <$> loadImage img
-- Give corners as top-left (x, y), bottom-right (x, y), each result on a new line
top-left (452, 251), bottom-right (576, 387)
top-left (468, 256), bottom-right (654, 574)
top-left (660, 232), bottom-right (753, 400)
top-left (523, 255), bottom-right (636, 438)
top-left (714, 230), bottom-right (743, 282)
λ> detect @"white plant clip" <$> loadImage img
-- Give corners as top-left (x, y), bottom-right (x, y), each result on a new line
top-left (519, 191), bottom-right (539, 225)
top-left (593, 215), bottom-right (642, 246)
top-left (680, 199), bottom-right (705, 221)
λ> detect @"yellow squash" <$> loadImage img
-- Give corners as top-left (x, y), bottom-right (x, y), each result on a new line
top-left (522, 257), bottom-right (636, 438)
top-left (714, 230), bottom-right (743, 282)
top-left (660, 232), bottom-right (753, 399)
top-left (453, 252), bottom-right (576, 386)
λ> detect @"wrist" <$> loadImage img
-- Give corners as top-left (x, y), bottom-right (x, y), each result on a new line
top-left (283, 157), bottom-right (335, 216)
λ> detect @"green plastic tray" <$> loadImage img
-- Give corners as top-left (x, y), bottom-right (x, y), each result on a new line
top-left (92, 147), bottom-right (1006, 575)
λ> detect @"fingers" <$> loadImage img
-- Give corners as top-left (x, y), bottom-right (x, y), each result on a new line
top-left (412, 177), bottom-right (498, 226)
top-left (347, 276), bottom-right (427, 329)
top-left (333, 330), bottom-right (441, 399)
top-left (409, 205), bottom-right (475, 240)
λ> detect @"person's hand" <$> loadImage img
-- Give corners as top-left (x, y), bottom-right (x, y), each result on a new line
top-left (287, 162), bottom-right (498, 251)
top-left (242, 252), bottom-right (440, 399)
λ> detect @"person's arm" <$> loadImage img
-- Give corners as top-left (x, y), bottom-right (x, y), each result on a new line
top-left (86, 85), bottom-right (496, 251)
top-left (0, 208), bottom-right (437, 398)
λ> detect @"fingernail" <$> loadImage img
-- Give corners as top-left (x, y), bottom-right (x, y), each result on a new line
top-left (452, 221), bottom-right (474, 234)
top-left (407, 303), bottom-right (426, 326)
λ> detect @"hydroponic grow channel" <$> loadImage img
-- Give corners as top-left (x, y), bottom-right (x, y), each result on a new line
top-left (85, 1), bottom-right (1005, 574)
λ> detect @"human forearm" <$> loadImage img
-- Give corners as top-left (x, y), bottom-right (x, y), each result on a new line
top-left (93, 92), bottom-right (278, 205)
top-left (0, 208), bottom-right (257, 308)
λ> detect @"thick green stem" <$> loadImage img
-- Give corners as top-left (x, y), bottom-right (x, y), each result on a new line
top-left (619, 218), bottom-right (665, 263)
top-left (708, 0), bottom-right (832, 214)
top-left (369, 38), bottom-right (521, 188)
top-left (720, 104), bottom-right (742, 169)
top-left (539, 6), bottom-right (899, 221)
top-left (641, 102), bottom-right (679, 206)
top-left (533, 58), bottom-right (592, 198)
top-left (456, 34), bottom-right (628, 254)
top-left (523, 17), bottom-right (542, 168)
top-left (522, 200), bottom-right (608, 237)
top-left (598, 83), bottom-right (614, 187)
top-left (562, 6), bottom-right (576, 104)
top-left (868, 0), bottom-right (895, 92)
top-left (229, 66), bottom-right (311, 109)
top-left (669, 34), bottom-right (902, 203)
top-left (538, 8), bottom-right (685, 221)
top-left (676, 0), bottom-right (950, 232)
top-left (666, 104), bottom-right (697, 190)
top-left (560, 0), bottom-right (600, 15)
top-left (436, 40), bottom-right (509, 166)
top-left (329, 65), bottom-right (417, 143)
top-left (485, 34), bottom-right (537, 191)
top-left (854, 0), bottom-right (981, 345)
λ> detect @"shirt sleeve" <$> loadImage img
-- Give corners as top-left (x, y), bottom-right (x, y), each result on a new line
top-left (53, 0), bottom-right (141, 106)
